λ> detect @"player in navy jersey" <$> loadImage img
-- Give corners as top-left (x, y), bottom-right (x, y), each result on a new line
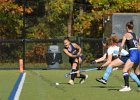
top-left (119, 21), bottom-right (140, 92)
top-left (63, 37), bottom-right (88, 85)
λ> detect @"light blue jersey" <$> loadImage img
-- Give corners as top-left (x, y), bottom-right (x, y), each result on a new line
top-left (107, 46), bottom-right (129, 56)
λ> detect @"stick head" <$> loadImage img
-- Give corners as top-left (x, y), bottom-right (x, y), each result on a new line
top-left (64, 73), bottom-right (70, 78)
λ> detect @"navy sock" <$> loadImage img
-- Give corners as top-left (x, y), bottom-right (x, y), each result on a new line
top-left (79, 74), bottom-right (86, 79)
top-left (71, 69), bottom-right (76, 80)
top-left (123, 72), bottom-right (129, 87)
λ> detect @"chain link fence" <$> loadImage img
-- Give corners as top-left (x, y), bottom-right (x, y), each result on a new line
top-left (0, 37), bottom-right (103, 70)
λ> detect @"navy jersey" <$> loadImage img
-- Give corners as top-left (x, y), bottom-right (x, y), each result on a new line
top-left (65, 43), bottom-right (78, 56)
top-left (64, 43), bottom-right (84, 64)
top-left (64, 43), bottom-right (78, 64)
top-left (126, 32), bottom-right (138, 49)
top-left (125, 32), bottom-right (140, 63)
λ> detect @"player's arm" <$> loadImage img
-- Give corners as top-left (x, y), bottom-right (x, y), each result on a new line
top-left (138, 38), bottom-right (140, 50)
top-left (72, 43), bottom-right (82, 56)
top-left (96, 53), bottom-right (112, 70)
top-left (101, 54), bottom-right (112, 67)
top-left (119, 34), bottom-right (127, 56)
top-left (63, 49), bottom-right (78, 58)
top-left (95, 53), bottom-right (107, 63)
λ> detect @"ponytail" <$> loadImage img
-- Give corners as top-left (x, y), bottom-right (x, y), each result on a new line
top-left (126, 20), bottom-right (134, 30)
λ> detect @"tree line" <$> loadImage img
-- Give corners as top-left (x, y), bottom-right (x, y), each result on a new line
top-left (0, 0), bottom-right (140, 39)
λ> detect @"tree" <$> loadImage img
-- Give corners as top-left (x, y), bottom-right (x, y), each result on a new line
top-left (1, 0), bottom-right (140, 39)
top-left (0, 0), bottom-right (32, 39)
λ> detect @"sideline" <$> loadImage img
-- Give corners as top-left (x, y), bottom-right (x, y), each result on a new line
top-left (8, 72), bottom-right (26, 100)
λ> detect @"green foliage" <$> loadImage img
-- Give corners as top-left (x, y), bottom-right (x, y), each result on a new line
top-left (1, 0), bottom-right (140, 39)
top-left (25, 43), bottom-right (46, 63)
top-left (44, 0), bottom-right (73, 37)
top-left (0, 2), bottom-right (23, 39)
top-left (24, 0), bottom-right (73, 38)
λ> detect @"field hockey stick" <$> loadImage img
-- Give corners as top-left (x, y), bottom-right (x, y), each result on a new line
top-left (65, 56), bottom-right (80, 78)
top-left (65, 68), bottom-right (98, 78)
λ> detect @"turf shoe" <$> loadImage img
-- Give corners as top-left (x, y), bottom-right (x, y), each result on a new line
top-left (68, 80), bottom-right (74, 85)
top-left (119, 86), bottom-right (131, 92)
top-left (79, 75), bottom-right (88, 84)
top-left (96, 77), bottom-right (107, 84)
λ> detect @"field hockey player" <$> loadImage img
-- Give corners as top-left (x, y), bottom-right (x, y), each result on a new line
top-left (63, 37), bottom-right (88, 85)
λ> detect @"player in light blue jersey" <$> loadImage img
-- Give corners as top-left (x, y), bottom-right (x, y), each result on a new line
top-left (95, 35), bottom-right (129, 84)
top-left (95, 34), bottom-right (140, 91)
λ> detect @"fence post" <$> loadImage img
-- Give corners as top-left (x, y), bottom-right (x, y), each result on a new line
top-left (77, 36), bottom-right (81, 46)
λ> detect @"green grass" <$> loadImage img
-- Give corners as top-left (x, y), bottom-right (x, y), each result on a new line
top-left (19, 69), bottom-right (140, 100)
top-left (0, 70), bottom-right (19, 100)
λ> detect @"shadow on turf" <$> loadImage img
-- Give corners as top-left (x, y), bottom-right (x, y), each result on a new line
top-left (58, 82), bottom-right (79, 85)
top-left (91, 86), bottom-right (120, 91)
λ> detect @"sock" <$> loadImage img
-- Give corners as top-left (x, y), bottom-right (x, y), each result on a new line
top-left (103, 66), bottom-right (112, 81)
top-left (71, 69), bottom-right (76, 81)
top-left (78, 74), bottom-right (86, 79)
top-left (137, 74), bottom-right (140, 80)
top-left (130, 72), bottom-right (140, 86)
top-left (123, 72), bottom-right (129, 87)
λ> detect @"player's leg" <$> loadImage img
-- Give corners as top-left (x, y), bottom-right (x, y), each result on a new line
top-left (96, 58), bottom-right (125, 84)
top-left (79, 74), bottom-right (88, 84)
top-left (129, 63), bottom-right (140, 88)
top-left (76, 57), bottom-right (88, 84)
top-left (133, 63), bottom-right (140, 80)
top-left (68, 61), bottom-right (78, 85)
top-left (120, 50), bottom-right (140, 91)
top-left (119, 59), bottom-right (133, 92)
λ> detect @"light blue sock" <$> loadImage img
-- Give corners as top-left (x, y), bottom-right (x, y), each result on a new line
top-left (103, 66), bottom-right (112, 81)
top-left (130, 72), bottom-right (140, 86)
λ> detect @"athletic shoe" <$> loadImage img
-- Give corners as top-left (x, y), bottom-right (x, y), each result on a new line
top-left (68, 80), bottom-right (74, 85)
top-left (96, 77), bottom-right (107, 84)
top-left (79, 75), bottom-right (88, 84)
top-left (113, 67), bottom-right (119, 71)
top-left (119, 86), bottom-right (131, 92)
top-left (121, 85), bottom-right (126, 88)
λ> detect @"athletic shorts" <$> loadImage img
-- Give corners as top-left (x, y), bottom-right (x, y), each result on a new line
top-left (69, 55), bottom-right (85, 64)
top-left (129, 49), bottom-right (140, 63)
top-left (119, 55), bottom-right (129, 63)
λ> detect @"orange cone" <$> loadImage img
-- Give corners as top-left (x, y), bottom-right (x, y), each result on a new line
top-left (19, 59), bottom-right (24, 73)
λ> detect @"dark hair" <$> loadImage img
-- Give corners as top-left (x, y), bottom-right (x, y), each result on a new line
top-left (64, 36), bottom-right (70, 41)
top-left (126, 20), bottom-right (133, 30)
